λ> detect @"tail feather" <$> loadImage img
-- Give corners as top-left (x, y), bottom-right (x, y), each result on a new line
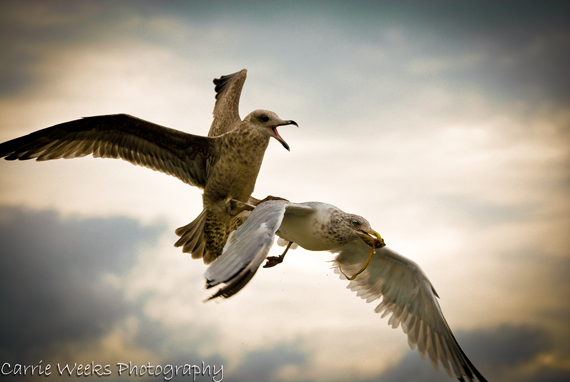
top-left (175, 209), bottom-right (207, 260)
top-left (174, 205), bottom-right (252, 264)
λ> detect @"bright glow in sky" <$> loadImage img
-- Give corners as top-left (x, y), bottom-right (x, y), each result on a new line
top-left (0, 1), bottom-right (569, 381)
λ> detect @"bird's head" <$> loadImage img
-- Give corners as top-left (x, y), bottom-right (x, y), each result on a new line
top-left (346, 214), bottom-right (385, 248)
top-left (244, 110), bottom-right (298, 151)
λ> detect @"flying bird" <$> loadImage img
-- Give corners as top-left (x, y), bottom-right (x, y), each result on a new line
top-left (205, 200), bottom-right (488, 382)
top-left (0, 69), bottom-right (297, 263)
top-left (174, 69), bottom-right (292, 261)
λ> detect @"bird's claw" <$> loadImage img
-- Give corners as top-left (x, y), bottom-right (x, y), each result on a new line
top-left (263, 241), bottom-right (293, 268)
top-left (227, 199), bottom-right (255, 216)
top-left (263, 255), bottom-right (284, 268)
top-left (373, 237), bottom-right (386, 248)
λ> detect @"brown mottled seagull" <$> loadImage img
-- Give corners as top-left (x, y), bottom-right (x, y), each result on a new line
top-left (205, 200), bottom-right (488, 382)
top-left (0, 69), bottom-right (297, 263)
top-left (174, 69), bottom-right (289, 262)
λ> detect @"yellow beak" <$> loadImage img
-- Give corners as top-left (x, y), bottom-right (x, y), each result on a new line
top-left (357, 229), bottom-right (386, 248)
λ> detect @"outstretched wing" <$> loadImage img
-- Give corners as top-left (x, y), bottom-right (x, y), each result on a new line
top-left (334, 243), bottom-right (487, 382)
top-left (208, 69), bottom-right (247, 137)
top-left (204, 200), bottom-right (289, 299)
top-left (0, 114), bottom-right (216, 188)
top-left (205, 200), bottom-right (315, 299)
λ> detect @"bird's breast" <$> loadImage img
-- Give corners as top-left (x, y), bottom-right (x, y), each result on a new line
top-left (278, 214), bottom-right (338, 251)
top-left (204, 141), bottom-right (268, 203)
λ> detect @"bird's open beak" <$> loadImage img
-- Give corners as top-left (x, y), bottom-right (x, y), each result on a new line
top-left (357, 229), bottom-right (386, 248)
top-left (270, 120), bottom-right (298, 151)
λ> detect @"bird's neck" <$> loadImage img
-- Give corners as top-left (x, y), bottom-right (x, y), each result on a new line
top-left (225, 125), bottom-right (271, 158)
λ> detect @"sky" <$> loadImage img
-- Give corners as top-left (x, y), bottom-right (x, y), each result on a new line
top-left (0, 1), bottom-right (569, 381)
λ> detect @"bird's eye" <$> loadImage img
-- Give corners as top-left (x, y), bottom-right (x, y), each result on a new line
top-left (351, 220), bottom-right (360, 227)
top-left (259, 115), bottom-right (269, 122)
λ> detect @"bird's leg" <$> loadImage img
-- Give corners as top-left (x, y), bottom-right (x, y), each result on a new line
top-left (264, 241), bottom-right (293, 268)
top-left (340, 230), bottom-right (384, 280)
top-left (227, 199), bottom-right (255, 216)
top-left (338, 245), bottom-right (375, 281)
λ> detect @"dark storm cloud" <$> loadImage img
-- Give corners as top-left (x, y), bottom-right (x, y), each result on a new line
top-left (341, 0), bottom-right (570, 109)
top-left (223, 1), bottom-right (570, 108)
top-left (1, 0), bottom-right (568, 106)
top-left (0, 206), bottom-right (164, 363)
top-left (109, 340), bottom-right (308, 382)
top-left (363, 323), bottom-right (570, 382)
top-left (125, 318), bottom-right (308, 382)
top-left (230, 341), bottom-right (309, 382)
top-left (456, 325), bottom-right (551, 371)
top-left (0, 1), bottom-right (102, 96)
top-left (0, 1), bottom-right (161, 97)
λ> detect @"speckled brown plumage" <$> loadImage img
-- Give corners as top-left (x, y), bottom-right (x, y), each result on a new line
top-left (174, 70), bottom-right (297, 263)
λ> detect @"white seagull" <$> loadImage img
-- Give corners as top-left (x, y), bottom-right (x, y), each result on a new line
top-left (205, 200), bottom-right (488, 382)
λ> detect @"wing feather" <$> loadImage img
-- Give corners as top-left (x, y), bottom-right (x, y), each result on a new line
top-left (204, 200), bottom-right (290, 299)
top-left (0, 114), bottom-right (215, 188)
top-left (334, 242), bottom-right (487, 382)
top-left (208, 69), bottom-right (247, 137)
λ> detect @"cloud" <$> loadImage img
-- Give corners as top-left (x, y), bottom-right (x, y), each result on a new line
top-left (457, 325), bottom-right (552, 371)
top-left (0, 2), bottom-right (569, 382)
top-left (0, 206), bottom-right (309, 382)
top-left (369, 324), bottom-right (570, 382)
top-left (0, 206), bottom-right (164, 364)
top-left (229, 341), bottom-right (309, 382)
top-left (1, 1), bottom-right (568, 107)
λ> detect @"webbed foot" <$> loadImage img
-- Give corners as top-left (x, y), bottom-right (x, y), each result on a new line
top-left (263, 241), bottom-right (293, 268)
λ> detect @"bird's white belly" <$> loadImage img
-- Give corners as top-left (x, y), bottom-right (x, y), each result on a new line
top-left (277, 214), bottom-right (335, 251)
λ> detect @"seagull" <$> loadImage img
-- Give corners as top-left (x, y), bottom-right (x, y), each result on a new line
top-left (0, 69), bottom-right (297, 263)
top-left (205, 200), bottom-right (488, 382)
top-left (174, 69), bottom-right (289, 261)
